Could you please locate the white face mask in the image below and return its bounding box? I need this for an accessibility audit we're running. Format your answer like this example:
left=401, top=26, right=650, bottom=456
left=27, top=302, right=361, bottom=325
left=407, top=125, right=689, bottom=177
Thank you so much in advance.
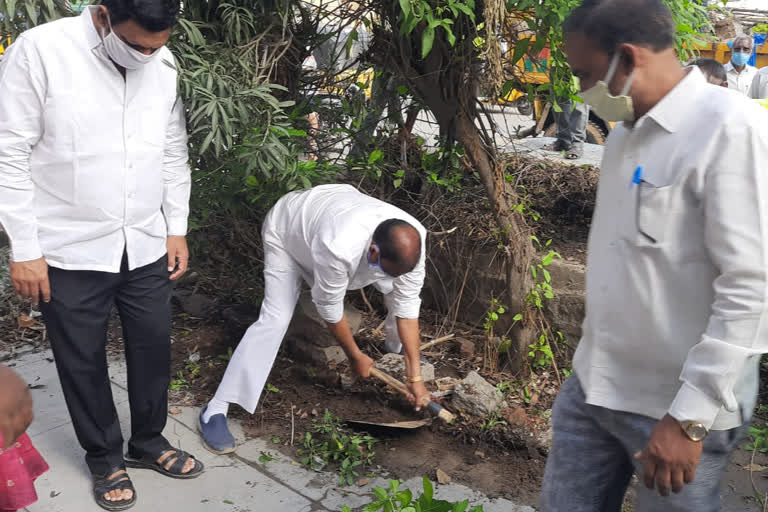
left=580, top=52, right=635, bottom=123
left=100, top=14, right=159, bottom=70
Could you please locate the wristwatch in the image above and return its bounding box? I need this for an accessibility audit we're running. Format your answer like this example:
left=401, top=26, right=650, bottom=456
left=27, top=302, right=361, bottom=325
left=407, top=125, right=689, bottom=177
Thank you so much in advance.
left=679, top=421, right=708, bottom=442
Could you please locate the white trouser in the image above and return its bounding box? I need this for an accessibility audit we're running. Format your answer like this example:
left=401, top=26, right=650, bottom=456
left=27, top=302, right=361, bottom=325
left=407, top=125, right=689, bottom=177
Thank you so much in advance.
left=382, top=291, right=403, bottom=354
left=213, top=242, right=303, bottom=413
left=214, top=248, right=403, bottom=413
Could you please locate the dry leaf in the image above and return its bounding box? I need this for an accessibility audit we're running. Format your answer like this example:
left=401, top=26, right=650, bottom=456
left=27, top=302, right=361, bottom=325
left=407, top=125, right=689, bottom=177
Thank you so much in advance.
left=17, top=315, right=36, bottom=328
left=311, top=409, right=319, bottom=417
left=474, top=450, right=485, bottom=459
left=169, top=407, right=182, bottom=415
left=436, top=468, right=451, bottom=485
left=358, top=478, right=369, bottom=487
left=745, top=463, right=767, bottom=472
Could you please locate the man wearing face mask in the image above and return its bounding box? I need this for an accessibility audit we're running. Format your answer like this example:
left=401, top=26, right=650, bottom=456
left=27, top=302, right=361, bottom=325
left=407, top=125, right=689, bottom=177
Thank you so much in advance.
left=540, top=0, right=768, bottom=510
left=724, top=35, right=756, bottom=96
left=0, top=0, right=200, bottom=509
left=199, top=184, right=430, bottom=455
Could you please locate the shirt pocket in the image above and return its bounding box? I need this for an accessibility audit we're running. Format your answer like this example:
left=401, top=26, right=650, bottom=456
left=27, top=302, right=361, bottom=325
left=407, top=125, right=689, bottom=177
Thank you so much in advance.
left=634, top=182, right=673, bottom=246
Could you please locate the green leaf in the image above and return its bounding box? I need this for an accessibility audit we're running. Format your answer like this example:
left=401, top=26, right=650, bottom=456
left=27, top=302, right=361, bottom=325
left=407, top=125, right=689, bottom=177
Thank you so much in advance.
left=510, top=38, right=530, bottom=66
left=513, top=313, right=523, bottom=322
left=374, top=487, right=388, bottom=501
left=421, top=26, right=435, bottom=59
left=393, top=179, right=403, bottom=188
left=422, top=477, right=434, bottom=501
left=444, top=26, right=456, bottom=47
left=399, top=0, right=410, bottom=16
left=368, top=149, right=384, bottom=164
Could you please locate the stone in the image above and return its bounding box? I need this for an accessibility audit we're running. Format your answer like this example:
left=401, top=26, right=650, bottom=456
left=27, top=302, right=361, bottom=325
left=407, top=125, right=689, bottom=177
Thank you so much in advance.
left=456, top=339, right=475, bottom=359
left=285, top=338, right=347, bottom=367
left=340, top=373, right=356, bottom=390
left=287, top=292, right=363, bottom=348
left=452, top=371, right=504, bottom=418
left=375, top=353, right=435, bottom=383
left=173, top=290, right=217, bottom=318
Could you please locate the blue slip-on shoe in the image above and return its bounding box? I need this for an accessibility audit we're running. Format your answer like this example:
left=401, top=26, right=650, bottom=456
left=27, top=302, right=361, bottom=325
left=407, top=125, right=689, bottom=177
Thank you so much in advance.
left=198, top=406, right=236, bottom=455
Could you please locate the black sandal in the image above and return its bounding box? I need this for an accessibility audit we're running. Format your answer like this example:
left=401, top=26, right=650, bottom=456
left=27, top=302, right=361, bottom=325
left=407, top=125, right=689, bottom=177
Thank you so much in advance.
left=93, top=467, right=136, bottom=511
left=124, top=448, right=204, bottom=479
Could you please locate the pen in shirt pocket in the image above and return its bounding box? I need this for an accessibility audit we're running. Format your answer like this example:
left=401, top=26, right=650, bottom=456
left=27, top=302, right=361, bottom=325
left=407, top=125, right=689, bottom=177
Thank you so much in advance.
left=630, top=166, right=643, bottom=188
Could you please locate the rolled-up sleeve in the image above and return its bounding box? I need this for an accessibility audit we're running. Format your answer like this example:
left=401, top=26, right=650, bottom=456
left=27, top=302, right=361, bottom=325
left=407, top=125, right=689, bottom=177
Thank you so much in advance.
left=668, top=120, right=768, bottom=429
left=0, top=37, right=46, bottom=262
left=162, top=96, right=191, bottom=236
left=389, top=232, right=426, bottom=319
left=311, top=242, right=351, bottom=324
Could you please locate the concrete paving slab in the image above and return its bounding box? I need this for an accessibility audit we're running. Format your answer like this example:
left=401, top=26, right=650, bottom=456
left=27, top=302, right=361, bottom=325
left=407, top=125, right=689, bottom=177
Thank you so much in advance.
left=504, top=136, right=603, bottom=168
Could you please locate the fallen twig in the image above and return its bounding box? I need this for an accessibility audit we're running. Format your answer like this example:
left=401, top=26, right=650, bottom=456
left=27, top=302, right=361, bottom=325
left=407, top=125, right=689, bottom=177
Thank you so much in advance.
left=419, top=333, right=455, bottom=351
left=360, top=288, right=374, bottom=314
left=290, top=403, right=295, bottom=447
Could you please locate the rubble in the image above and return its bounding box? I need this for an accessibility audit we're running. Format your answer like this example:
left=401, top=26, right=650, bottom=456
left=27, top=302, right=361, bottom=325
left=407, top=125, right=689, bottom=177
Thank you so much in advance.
left=376, top=353, right=435, bottom=382
left=452, top=371, right=504, bottom=418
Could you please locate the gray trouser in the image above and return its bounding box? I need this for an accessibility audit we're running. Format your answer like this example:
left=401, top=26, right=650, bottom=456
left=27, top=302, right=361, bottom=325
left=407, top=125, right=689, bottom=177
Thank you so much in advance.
left=540, top=376, right=749, bottom=512
left=554, top=98, right=589, bottom=147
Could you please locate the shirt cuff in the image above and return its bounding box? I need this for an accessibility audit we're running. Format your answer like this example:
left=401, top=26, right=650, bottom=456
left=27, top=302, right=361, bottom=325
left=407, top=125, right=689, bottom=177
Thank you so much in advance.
left=668, top=381, right=723, bottom=430
left=165, top=216, right=188, bottom=237
left=10, top=239, right=43, bottom=263
left=314, top=301, right=344, bottom=325
left=390, top=298, right=421, bottom=320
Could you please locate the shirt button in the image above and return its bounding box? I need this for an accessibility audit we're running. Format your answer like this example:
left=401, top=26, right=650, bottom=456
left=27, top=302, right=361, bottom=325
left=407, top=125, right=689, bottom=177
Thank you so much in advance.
left=128, top=162, right=134, bottom=169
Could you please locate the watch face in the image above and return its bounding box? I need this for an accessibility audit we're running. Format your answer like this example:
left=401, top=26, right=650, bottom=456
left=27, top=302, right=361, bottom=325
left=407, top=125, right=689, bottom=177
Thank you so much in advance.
left=686, top=423, right=707, bottom=441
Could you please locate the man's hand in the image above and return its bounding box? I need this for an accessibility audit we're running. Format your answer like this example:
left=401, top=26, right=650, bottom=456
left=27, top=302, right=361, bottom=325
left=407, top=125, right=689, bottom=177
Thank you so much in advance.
left=635, top=414, right=703, bottom=496
left=167, top=235, right=189, bottom=280
left=0, top=365, right=33, bottom=449
left=406, top=380, right=431, bottom=412
left=10, top=258, right=50, bottom=305
left=350, top=352, right=375, bottom=378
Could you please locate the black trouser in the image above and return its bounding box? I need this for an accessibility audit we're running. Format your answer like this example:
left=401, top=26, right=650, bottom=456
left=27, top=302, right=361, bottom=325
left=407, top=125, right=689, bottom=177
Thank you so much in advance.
left=40, top=254, right=173, bottom=475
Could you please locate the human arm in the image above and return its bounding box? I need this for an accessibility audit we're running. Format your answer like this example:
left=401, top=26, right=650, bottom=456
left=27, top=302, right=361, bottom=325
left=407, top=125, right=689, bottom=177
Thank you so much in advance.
left=163, top=96, right=192, bottom=279
left=0, top=37, right=50, bottom=302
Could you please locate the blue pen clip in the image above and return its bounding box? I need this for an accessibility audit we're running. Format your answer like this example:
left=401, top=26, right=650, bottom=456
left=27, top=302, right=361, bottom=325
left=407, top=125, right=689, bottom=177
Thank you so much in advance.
left=631, top=166, right=643, bottom=188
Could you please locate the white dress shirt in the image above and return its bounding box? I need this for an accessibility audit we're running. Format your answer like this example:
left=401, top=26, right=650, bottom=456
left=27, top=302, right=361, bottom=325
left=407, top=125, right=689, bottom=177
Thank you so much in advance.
left=750, top=66, right=768, bottom=99
left=0, top=8, right=191, bottom=272
left=724, top=62, right=757, bottom=95
left=262, top=184, right=427, bottom=324
left=574, top=67, right=768, bottom=431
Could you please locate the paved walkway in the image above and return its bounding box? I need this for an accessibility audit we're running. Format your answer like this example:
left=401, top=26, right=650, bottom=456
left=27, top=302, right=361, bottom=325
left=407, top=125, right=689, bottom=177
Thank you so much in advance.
left=10, top=348, right=534, bottom=512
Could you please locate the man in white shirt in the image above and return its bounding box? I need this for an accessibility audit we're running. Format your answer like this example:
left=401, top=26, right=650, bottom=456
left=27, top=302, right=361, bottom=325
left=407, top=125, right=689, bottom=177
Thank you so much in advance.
left=750, top=65, right=768, bottom=99
left=540, top=0, right=768, bottom=510
left=0, top=1, right=202, bottom=508
left=199, top=184, right=431, bottom=454
left=724, top=35, right=757, bottom=95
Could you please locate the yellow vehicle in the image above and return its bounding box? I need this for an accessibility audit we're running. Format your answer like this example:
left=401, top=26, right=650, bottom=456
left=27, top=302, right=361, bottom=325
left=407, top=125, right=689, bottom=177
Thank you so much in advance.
left=0, top=35, right=11, bottom=55
left=499, top=37, right=614, bottom=145
left=501, top=37, right=768, bottom=146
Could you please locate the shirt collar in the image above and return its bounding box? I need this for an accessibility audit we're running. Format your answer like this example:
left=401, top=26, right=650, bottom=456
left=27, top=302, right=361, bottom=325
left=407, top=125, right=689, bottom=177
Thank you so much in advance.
left=641, top=66, right=704, bottom=134
left=82, top=6, right=105, bottom=51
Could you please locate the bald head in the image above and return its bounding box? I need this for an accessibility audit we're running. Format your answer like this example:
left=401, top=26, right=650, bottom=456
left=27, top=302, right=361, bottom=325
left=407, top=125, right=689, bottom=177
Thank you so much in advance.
left=371, top=219, right=422, bottom=277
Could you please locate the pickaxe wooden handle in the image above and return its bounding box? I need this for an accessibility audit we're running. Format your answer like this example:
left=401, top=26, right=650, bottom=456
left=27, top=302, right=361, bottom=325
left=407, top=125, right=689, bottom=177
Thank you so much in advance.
left=369, top=367, right=456, bottom=423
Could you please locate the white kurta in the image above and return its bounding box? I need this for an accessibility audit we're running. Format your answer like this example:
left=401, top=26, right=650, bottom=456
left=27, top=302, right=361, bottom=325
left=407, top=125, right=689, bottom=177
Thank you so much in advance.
left=215, top=184, right=427, bottom=413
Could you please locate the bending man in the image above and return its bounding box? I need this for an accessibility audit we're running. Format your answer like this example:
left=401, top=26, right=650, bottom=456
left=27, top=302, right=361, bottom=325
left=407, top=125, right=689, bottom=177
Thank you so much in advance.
left=200, top=184, right=431, bottom=454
